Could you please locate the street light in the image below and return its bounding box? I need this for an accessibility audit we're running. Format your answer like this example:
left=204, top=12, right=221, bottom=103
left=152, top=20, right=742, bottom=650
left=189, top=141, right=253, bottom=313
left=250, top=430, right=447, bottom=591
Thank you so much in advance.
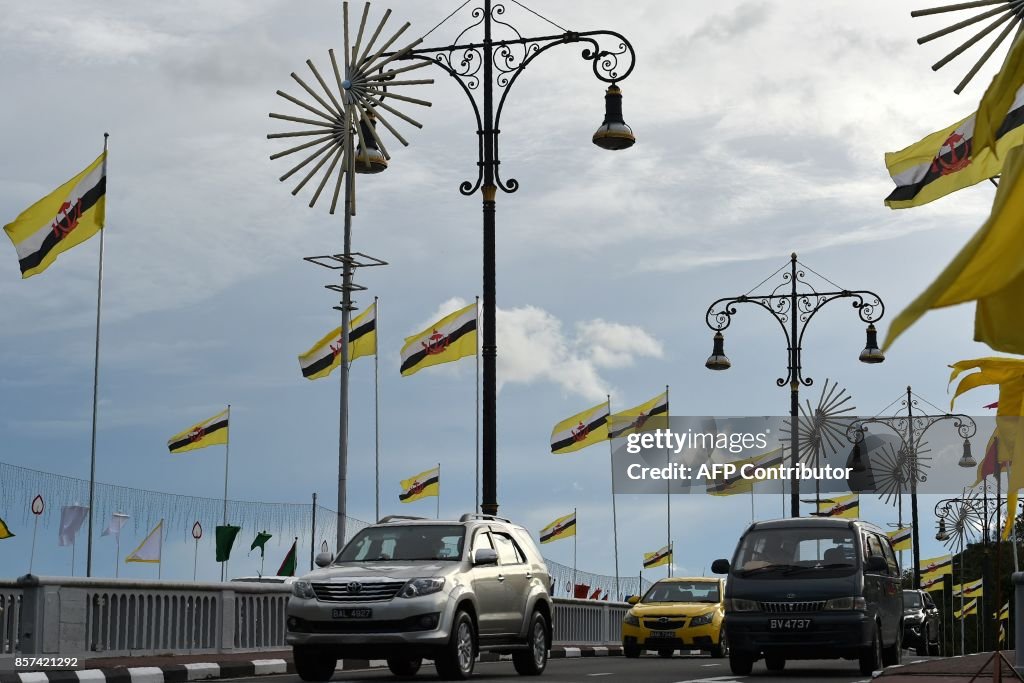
left=847, top=386, right=977, bottom=588
left=389, top=1, right=636, bottom=515
left=704, top=252, right=886, bottom=518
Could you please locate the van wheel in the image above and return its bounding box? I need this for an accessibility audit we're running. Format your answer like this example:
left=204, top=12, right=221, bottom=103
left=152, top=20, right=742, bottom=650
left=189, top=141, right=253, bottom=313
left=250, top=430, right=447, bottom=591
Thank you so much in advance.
left=882, top=624, right=902, bottom=666
left=512, top=610, right=549, bottom=675
left=710, top=626, right=728, bottom=658
left=729, top=651, right=754, bottom=676
left=435, top=610, right=476, bottom=680
left=387, top=656, right=421, bottom=677
left=294, top=646, right=337, bottom=682
left=765, top=654, right=785, bottom=672
left=859, top=623, right=882, bottom=676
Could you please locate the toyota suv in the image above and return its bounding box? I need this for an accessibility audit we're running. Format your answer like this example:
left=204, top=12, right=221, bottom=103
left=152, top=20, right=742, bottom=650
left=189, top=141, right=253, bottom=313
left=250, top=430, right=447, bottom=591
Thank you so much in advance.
left=286, top=514, right=553, bottom=681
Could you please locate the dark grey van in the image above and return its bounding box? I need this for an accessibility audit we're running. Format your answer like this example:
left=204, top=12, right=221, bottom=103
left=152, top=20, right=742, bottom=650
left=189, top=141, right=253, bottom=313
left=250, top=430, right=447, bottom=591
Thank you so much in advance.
left=711, top=518, right=903, bottom=676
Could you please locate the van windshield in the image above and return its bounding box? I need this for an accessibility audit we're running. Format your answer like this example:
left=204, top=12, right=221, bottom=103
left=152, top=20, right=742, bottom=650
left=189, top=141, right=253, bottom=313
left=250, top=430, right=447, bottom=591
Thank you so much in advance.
left=734, top=527, right=858, bottom=578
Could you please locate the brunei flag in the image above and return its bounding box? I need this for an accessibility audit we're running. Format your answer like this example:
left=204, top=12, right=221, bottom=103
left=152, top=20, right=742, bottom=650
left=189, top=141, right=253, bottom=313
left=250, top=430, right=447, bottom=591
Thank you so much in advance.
left=953, top=577, right=984, bottom=599
left=884, top=84, right=1024, bottom=209
left=298, top=302, right=377, bottom=380
left=886, top=526, right=913, bottom=552
left=706, top=449, right=777, bottom=496
left=168, top=409, right=229, bottom=454
left=550, top=401, right=610, bottom=454
left=955, top=597, right=979, bottom=619
left=4, top=152, right=107, bottom=278
left=997, top=601, right=1010, bottom=620
left=815, top=494, right=859, bottom=519
left=921, top=574, right=945, bottom=592
left=608, top=391, right=668, bottom=440
left=539, top=512, right=576, bottom=544
left=643, top=544, right=672, bottom=569
left=400, top=302, right=477, bottom=377
left=920, top=554, right=953, bottom=578
left=399, top=466, right=439, bottom=503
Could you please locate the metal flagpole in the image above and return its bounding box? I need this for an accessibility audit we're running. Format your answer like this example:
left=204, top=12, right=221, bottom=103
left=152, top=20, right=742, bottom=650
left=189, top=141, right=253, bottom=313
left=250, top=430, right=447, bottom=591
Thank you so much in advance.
left=476, top=296, right=481, bottom=513
left=437, top=462, right=441, bottom=520
left=607, top=395, right=621, bottom=601
left=158, top=520, right=163, bottom=580
left=336, top=113, right=356, bottom=554
left=115, top=532, right=120, bottom=578
left=572, top=507, right=577, bottom=593
left=311, top=493, right=317, bottom=571
left=221, top=404, right=231, bottom=581
left=374, top=296, right=381, bottom=522
left=665, top=385, right=671, bottom=578
left=86, top=133, right=109, bottom=578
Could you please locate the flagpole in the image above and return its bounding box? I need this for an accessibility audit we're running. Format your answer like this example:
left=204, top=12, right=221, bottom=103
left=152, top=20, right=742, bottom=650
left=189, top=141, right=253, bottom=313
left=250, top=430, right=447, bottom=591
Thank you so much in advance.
left=30, top=515, right=39, bottom=575
left=115, top=531, right=120, bottom=578
left=336, top=137, right=356, bottom=555
left=158, top=520, right=163, bottom=580
left=572, top=507, right=577, bottom=594
left=607, top=395, right=621, bottom=601
left=85, top=133, right=109, bottom=578
left=374, top=296, right=381, bottom=523
left=437, top=462, right=441, bottom=520
left=664, top=385, right=671, bottom=578
left=311, top=492, right=317, bottom=571
left=193, top=535, right=199, bottom=581
left=475, top=295, right=481, bottom=514
left=222, top=403, right=231, bottom=582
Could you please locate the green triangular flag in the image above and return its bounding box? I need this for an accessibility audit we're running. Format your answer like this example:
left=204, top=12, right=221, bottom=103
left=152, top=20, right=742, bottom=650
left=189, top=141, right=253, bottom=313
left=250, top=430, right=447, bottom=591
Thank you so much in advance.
left=215, top=525, right=241, bottom=562
left=250, top=530, right=272, bottom=557
left=277, top=538, right=298, bottom=576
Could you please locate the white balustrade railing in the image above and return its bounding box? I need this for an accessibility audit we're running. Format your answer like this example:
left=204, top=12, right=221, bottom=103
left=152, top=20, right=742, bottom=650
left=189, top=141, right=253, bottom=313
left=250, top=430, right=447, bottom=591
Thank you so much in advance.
left=0, top=576, right=625, bottom=661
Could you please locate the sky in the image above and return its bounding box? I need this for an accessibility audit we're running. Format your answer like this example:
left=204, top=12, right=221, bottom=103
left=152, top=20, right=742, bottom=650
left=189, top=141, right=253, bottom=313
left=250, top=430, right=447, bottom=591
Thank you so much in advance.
left=0, top=0, right=1015, bottom=584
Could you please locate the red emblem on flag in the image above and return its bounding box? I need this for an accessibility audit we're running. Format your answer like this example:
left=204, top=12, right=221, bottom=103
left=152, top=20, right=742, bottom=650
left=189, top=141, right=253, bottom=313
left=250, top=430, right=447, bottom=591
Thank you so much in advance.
left=422, top=330, right=450, bottom=355
left=408, top=479, right=426, bottom=495
left=188, top=426, right=206, bottom=443
left=931, top=131, right=971, bottom=175
left=632, top=411, right=649, bottom=430
left=330, top=337, right=344, bottom=360
left=51, top=199, right=83, bottom=240
left=572, top=421, right=590, bottom=442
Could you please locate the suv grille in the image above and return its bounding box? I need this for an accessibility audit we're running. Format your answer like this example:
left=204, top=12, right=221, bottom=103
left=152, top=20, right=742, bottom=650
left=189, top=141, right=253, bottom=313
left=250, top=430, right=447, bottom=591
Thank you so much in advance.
left=760, top=601, right=826, bottom=613
left=312, top=580, right=406, bottom=603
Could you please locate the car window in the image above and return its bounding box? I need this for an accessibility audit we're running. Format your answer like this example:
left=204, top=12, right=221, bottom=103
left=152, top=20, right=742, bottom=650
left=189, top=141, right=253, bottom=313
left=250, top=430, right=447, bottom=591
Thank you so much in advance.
left=904, top=591, right=922, bottom=608
left=923, top=593, right=936, bottom=609
left=472, top=529, right=493, bottom=553
left=492, top=532, right=525, bottom=565
left=734, top=527, right=857, bottom=576
left=878, top=534, right=899, bottom=576
left=337, top=524, right=465, bottom=562
left=863, top=533, right=886, bottom=572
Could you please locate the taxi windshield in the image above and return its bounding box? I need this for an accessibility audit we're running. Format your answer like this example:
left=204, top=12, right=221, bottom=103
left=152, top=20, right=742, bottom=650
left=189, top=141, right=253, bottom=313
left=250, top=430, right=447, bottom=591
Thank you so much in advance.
left=642, top=580, right=720, bottom=604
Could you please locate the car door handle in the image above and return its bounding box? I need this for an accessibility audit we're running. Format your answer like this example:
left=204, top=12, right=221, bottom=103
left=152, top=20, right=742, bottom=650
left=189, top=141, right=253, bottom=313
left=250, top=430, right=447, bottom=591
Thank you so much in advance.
left=525, top=571, right=532, bottom=578
left=497, top=574, right=506, bottom=582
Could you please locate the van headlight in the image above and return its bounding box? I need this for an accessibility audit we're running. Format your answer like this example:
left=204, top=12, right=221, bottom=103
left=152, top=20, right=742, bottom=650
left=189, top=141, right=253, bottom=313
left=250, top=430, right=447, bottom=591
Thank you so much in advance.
left=824, top=596, right=867, bottom=611
left=690, top=612, right=715, bottom=626
left=623, top=612, right=640, bottom=626
left=292, top=580, right=316, bottom=600
left=398, top=577, right=445, bottom=598
left=726, top=598, right=759, bottom=612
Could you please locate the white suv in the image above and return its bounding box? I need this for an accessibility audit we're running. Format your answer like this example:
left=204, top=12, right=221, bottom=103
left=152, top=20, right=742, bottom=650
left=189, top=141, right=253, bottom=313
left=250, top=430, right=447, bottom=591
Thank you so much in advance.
left=286, top=514, right=553, bottom=680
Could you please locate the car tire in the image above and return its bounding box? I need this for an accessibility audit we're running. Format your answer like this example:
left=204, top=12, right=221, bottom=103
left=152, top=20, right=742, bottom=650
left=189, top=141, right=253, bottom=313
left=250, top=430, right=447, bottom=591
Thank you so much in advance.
left=859, top=623, right=882, bottom=676
left=657, top=649, right=673, bottom=658
left=387, top=656, right=422, bottom=677
left=623, top=643, right=641, bottom=659
left=435, top=610, right=477, bottom=681
left=710, top=626, right=728, bottom=659
left=729, top=651, right=754, bottom=676
left=882, top=623, right=902, bottom=667
left=764, top=654, right=785, bottom=672
left=513, top=610, right=549, bottom=676
left=294, top=646, right=337, bottom=682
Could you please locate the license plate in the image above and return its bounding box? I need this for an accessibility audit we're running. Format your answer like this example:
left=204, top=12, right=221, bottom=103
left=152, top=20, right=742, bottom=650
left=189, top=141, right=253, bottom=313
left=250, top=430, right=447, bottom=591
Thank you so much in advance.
left=649, top=630, right=675, bottom=638
left=769, top=618, right=811, bottom=630
left=332, top=608, right=372, bottom=619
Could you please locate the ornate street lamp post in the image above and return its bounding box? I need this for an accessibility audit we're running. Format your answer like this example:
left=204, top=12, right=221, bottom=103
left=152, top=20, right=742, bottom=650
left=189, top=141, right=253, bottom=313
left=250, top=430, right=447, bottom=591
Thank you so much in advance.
left=390, top=1, right=636, bottom=515
left=847, top=387, right=977, bottom=588
left=704, top=252, right=886, bottom=519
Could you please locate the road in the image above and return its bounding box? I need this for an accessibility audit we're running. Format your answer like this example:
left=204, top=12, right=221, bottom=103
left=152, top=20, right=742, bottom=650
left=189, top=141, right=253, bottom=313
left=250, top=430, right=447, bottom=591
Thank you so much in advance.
left=229, top=653, right=937, bottom=683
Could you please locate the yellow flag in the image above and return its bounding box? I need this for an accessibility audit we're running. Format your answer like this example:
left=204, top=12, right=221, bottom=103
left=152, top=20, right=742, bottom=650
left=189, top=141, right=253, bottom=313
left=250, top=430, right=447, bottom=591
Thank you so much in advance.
left=298, top=302, right=377, bottom=380
left=550, top=400, right=610, bottom=454
left=973, top=34, right=1024, bottom=158
left=920, top=554, right=953, bottom=578
left=705, top=448, right=784, bottom=496
left=167, top=409, right=229, bottom=454
left=886, top=526, right=912, bottom=552
left=921, top=574, right=945, bottom=592
left=0, top=516, right=13, bottom=540
left=953, top=578, right=983, bottom=598
left=884, top=145, right=1024, bottom=354
left=643, top=545, right=672, bottom=569
left=400, top=302, right=477, bottom=376
left=399, top=466, right=439, bottom=503
left=608, top=391, right=668, bottom=439
left=539, top=512, right=576, bottom=544
left=3, top=152, right=106, bottom=278
left=816, top=494, right=859, bottom=519
left=955, top=597, right=978, bottom=618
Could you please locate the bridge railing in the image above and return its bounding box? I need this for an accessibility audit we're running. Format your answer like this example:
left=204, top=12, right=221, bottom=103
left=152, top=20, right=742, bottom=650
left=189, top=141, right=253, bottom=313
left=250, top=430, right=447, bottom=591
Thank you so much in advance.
left=0, top=576, right=625, bottom=661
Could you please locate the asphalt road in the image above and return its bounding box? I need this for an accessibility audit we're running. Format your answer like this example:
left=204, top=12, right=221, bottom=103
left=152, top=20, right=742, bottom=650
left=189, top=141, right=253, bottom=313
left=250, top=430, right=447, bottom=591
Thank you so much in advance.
left=228, top=653, right=938, bottom=683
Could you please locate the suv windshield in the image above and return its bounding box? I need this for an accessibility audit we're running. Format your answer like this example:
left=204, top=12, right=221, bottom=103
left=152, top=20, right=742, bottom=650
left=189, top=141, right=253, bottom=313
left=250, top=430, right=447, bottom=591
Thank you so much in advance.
left=337, top=524, right=466, bottom=562
left=643, top=580, right=720, bottom=603
left=904, top=591, right=922, bottom=608
left=734, top=527, right=858, bottom=577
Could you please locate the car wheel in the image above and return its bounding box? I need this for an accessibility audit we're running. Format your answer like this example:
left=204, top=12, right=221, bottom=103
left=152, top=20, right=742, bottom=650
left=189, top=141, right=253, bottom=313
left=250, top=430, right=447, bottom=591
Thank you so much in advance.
left=623, top=643, right=641, bottom=658
left=882, top=623, right=902, bottom=667
left=859, top=623, right=882, bottom=676
left=729, top=650, right=754, bottom=676
left=387, top=656, right=422, bottom=677
left=294, top=646, right=337, bottom=682
left=513, top=610, right=549, bottom=676
left=657, top=649, right=674, bottom=658
left=435, top=610, right=476, bottom=680
left=710, top=626, right=728, bottom=658
left=764, top=654, right=785, bottom=672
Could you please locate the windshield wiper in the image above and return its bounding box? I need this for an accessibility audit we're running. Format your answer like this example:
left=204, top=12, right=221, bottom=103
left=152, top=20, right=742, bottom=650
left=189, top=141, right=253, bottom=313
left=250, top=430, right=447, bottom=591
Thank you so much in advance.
left=738, top=564, right=800, bottom=576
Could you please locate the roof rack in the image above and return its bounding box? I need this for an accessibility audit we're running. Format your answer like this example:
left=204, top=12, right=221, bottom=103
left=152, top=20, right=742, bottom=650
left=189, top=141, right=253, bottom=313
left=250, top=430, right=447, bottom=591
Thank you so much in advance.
left=377, top=515, right=428, bottom=523
left=459, top=513, right=513, bottom=524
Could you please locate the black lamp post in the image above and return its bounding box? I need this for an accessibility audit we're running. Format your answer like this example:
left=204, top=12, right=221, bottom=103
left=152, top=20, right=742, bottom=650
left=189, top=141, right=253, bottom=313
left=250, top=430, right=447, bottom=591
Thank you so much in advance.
left=704, top=252, right=886, bottom=518
left=847, top=387, right=977, bottom=589
left=391, top=2, right=636, bottom=515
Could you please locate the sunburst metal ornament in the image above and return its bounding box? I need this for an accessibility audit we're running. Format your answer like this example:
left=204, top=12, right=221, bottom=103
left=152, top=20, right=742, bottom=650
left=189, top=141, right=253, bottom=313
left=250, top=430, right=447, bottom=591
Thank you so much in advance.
left=873, top=440, right=933, bottom=507
left=267, top=1, right=433, bottom=212
left=935, top=488, right=987, bottom=552
left=911, top=0, right=1024, bottom=93
left=790, top=379, right=856, bottom=467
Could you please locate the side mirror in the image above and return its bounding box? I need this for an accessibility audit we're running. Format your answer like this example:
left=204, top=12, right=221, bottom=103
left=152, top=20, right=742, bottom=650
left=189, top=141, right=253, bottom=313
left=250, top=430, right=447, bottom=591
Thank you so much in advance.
left=627, top=595, right=640, bottom=605
left=711, top=559, right=730, bottom=575
left=472, top=548, right=499, bottom=566
left=864, top=555, right=887, bottom=573
left=314, top=552, right=333, bottom=568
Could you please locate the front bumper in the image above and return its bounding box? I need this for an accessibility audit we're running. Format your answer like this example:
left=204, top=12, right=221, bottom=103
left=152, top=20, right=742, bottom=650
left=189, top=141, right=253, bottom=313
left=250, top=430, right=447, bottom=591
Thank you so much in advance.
left=621, top=620, right=720, bottom=650
left=725, top=612, right=873, bottom=659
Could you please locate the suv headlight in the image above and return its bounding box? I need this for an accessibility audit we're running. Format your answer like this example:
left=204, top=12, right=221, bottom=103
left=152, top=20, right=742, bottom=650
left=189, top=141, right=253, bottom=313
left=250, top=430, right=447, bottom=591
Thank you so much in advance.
left=824, top=596, right=867, bottom=611
left=292, top=580, right=316, bottom=600
left=623, top=612, right=640, bottom=626
left=726, top=598, right=759, bottom=612
left=398, top=577, right=445, bottom=598
left=690, top=612, right=715, bottom=626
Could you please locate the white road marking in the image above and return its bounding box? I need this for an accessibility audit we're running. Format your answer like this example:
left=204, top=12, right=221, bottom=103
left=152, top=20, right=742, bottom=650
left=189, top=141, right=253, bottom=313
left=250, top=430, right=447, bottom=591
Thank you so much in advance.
left=701, top=662, right=722, bottom=667
left=586, top=673, right=614, bottom=677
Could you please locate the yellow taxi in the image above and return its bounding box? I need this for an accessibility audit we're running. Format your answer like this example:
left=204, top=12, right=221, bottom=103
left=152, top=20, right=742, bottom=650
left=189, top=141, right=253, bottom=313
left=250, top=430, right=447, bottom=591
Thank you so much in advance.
left=622, top=577, right=727, bottom=658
